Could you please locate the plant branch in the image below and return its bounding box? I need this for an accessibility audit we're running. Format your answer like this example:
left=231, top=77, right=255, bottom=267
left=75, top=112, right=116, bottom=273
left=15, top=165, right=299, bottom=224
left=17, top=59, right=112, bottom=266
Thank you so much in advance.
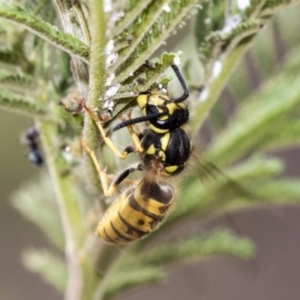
left=82, top=0, right=106, bottom=201
left=39, top=120, right=86, bottom=300
left=0, top=90, right=47, bottom=117
left=113, top=0, right=200, bottom=84
left=0, top=1, right=89, bottom=63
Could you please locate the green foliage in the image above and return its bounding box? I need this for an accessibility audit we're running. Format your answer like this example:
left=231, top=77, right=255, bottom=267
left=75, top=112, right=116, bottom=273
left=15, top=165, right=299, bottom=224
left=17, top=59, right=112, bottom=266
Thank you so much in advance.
left=1, top=0, right=300, bottom=299
left=207, top=48, right=300, bottom=166
left=112, top=0, right=201, bottom=83
left=22, top=248, right=67, bottom=292
left=0, top=2, right=89, bottom=62
left=11, top=172, right=65, bottom=250
left=102, top=229, right=255, bottom=299
left=0, top=89, right=46, bottom=116
left=0, top=71, right=34, bottom=90
left=131, top=229, right=255, bottom=266
left=103, top=266, right=165, bottom=300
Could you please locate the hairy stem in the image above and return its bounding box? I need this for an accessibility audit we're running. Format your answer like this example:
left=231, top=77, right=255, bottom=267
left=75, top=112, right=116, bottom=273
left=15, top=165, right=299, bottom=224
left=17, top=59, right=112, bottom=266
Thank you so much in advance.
left=39, top=120, right=86, bottom=300
left=82, top=0, right=106, bottom=202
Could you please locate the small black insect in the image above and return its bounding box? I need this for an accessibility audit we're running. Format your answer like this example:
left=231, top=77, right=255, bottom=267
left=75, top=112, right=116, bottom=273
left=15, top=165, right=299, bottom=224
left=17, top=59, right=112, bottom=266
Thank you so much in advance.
left=25, top=127, right=44, bottom=166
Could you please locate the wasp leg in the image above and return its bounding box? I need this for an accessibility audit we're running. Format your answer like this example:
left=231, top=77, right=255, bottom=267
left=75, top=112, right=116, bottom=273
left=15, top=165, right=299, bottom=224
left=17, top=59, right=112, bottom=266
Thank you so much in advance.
left=83, top=102, right=144, bottom=156
left=82, top=102, right=130, bottom=159
left=82, top=136, right=143, bottom=197
left=107, top=174, right=138, bottom=185
left=171, top=64, right=189, bottom=103
left=81, top=136, right=110, bottom=196
left=126, top=124, right=144, bottom=153
left=106, top=163, right=143, bottom=196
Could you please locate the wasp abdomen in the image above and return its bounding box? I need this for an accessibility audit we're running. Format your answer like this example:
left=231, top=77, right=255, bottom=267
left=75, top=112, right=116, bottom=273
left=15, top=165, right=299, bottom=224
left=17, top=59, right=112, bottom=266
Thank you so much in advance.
left=97, top=180, right=174, bottom=244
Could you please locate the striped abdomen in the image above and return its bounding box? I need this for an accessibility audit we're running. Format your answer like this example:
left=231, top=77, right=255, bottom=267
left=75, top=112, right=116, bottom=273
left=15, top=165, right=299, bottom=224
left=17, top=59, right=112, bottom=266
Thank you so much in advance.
left=96, top=178, right=175, bottom=244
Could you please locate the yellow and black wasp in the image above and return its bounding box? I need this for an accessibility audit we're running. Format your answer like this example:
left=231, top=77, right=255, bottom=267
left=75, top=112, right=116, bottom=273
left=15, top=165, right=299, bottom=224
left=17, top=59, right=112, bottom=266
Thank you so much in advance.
left=82, top=64, right=191, bottom=244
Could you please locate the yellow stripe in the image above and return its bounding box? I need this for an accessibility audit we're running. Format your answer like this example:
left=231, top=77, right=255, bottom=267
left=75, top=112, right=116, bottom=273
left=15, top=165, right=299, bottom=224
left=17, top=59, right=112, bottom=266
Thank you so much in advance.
left=147, top=93, right=165, bottom=106
left=96, top=193, right=133, bottom=243
left=96, top=180, right=175, bottom=244
left=160, top=132, right=170, bottom=152
left=97, top=188, right=156, bottom=242
left=146, top=144, right=156, bottom=155
left=149, top=124, right=168, bottom=134
left=165, top=165, right=178, bottom=174
left=133, top=180, right=174, bottom=216
left=166, top=103, right=177, bottom=114
left=137, top=94, right=148, bottom=109
left=118, top=197, right=155, bottom=232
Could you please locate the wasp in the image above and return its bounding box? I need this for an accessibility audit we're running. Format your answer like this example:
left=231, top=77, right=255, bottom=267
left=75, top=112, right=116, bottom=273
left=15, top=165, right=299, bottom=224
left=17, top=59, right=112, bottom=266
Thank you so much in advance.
left=82, top=64, right=191, bottom=244
left=24, top=127, right=44, bottom=166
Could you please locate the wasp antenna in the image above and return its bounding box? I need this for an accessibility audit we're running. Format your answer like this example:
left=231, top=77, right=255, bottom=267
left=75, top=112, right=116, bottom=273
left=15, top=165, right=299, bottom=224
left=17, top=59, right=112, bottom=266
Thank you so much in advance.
left=171, top=64, right=189, bottom=103
left=113, top=112, right=166, bottom=131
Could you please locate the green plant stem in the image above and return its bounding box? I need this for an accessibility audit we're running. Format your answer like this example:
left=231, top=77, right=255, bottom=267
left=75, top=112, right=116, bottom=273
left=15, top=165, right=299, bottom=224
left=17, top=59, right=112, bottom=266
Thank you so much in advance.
left=81, top=1, right=120, bottom=294
left=92, top=246, right=127, bottom=300
left=82, top=0, right=106, bottom=202
left=39, top=120, right=99, bottom=300
left=40, top=120, right=85, bottom=300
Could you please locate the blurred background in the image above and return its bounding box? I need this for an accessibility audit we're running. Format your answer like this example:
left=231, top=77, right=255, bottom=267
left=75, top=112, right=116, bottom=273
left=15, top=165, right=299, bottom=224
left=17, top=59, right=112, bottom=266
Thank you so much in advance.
left=2, top=3, right=300, bottom=300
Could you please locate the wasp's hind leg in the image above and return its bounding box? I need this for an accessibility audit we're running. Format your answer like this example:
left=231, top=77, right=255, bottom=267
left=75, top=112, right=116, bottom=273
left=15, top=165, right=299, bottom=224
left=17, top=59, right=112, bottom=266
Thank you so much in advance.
left=81, top=136, right=111, bottom=196
left=106, top=163, right=143, bottom=196
left=81, top=136, right=143, bottom=197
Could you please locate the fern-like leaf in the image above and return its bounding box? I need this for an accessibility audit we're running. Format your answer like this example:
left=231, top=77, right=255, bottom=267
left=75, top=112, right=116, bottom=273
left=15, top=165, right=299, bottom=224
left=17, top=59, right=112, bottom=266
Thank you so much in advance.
left=0, top=1, right=89, bottom=62
left=0, top=89, right=46, bottom=116
left=11, top=172, right=65, bottom=250
left=111, top=0, right=201, bottom=84
left=22, top=248, right=67, bottom=292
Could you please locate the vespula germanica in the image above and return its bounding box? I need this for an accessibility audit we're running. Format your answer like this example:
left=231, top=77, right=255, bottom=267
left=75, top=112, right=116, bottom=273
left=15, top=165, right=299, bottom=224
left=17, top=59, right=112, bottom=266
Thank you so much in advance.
left=82, top=64, right=191, bottom=244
